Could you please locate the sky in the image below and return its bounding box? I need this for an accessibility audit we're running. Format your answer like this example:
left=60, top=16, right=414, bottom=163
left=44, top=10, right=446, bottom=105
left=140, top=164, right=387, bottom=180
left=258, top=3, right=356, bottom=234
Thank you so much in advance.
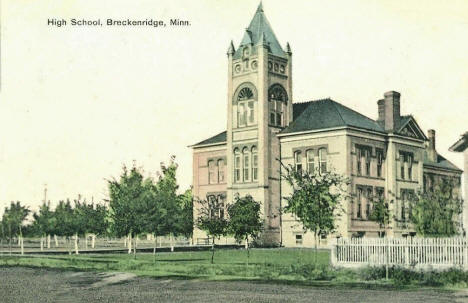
left=0, top=0, right=467, bottom=215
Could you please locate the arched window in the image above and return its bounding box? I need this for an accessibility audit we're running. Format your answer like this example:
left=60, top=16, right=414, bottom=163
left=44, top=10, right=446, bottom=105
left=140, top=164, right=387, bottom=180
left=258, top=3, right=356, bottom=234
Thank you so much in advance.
left=268, top=84, right=288, bottom=127
left=234, top=149, right=241, bottom=183
left=208, top=160, right=216, bottom=184
left=318, top=148, right=327, bottom=173
left=243, top=147, right=250, bottom=182
left=294, top=151, right=302, bottom=172
left=237, top=87, right=254, bottom=101
left=217, top=159, right=225, bottom=183
left=252, top=146, right=258, bottom=181
left=234, top=83, right=257, bottom=128
left=306, top=150, right=315, bottom=173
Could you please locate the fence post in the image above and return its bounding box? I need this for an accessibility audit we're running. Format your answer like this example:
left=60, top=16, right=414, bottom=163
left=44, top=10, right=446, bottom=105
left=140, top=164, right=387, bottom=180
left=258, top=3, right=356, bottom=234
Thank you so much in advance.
left=330, top=237, right=338, bottom=267
left=462, top=237, right=468, bottom=270
left=405, top=237, right=409, bottom=266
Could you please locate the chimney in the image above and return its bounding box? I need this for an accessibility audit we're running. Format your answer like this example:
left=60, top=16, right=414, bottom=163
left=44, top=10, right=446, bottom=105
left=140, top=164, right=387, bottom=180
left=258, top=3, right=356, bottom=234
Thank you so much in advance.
left=377, top=91, right=401, bottom=131
left=427, top=129, right=437, bottom=162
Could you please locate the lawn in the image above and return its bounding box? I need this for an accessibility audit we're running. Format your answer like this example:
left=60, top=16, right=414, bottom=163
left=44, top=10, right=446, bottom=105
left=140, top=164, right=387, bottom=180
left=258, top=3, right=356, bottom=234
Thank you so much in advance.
left=0, top=248, right=332, bottom=281
left=1, top=248, right=467, bottom=289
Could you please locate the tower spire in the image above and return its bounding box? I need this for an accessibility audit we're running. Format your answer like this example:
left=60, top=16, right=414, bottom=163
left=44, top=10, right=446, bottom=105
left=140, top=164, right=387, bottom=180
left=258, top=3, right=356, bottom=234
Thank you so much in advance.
left=227, top=40, right=235, bottom=55
left=256, top=2, right=264, bottom=13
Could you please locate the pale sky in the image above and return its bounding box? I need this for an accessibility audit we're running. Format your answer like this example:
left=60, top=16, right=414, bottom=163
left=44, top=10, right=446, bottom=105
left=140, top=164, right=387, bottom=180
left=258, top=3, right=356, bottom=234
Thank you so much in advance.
left=1, top=0, right=467, bottom=215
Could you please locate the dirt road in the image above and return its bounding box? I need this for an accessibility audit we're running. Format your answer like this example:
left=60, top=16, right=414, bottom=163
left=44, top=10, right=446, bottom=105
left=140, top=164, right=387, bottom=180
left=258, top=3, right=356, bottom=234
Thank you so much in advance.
left=0, top=267, right=466, bottom=303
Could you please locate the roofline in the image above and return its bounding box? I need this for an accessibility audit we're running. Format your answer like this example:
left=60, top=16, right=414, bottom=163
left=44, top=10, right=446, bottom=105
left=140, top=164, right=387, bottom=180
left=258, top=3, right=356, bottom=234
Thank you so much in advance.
left=449, top=135, right=468, bottom=152
left=189, top=141, right=227, bottom=149
left=387, top=133, right=425, bottom=144
left=423, top=163, right=463, bottom=173
left=278, top=125, right=388, bottom=138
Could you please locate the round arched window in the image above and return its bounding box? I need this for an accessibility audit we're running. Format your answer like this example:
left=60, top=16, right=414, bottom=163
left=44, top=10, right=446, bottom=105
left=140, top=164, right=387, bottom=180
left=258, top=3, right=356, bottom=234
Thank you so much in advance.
left=268, top=84, right=288, bottom=127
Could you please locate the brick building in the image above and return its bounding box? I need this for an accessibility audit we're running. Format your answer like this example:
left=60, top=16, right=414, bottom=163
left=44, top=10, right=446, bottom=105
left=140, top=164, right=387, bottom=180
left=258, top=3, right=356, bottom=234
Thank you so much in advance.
left=190, top=4, right=462, bottom=247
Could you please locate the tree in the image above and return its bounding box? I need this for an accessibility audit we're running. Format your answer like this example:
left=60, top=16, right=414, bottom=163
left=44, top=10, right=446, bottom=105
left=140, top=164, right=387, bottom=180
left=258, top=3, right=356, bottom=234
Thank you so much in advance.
left=281, top=163, right=348, bottom=262
left=2, top=202, right=30, bottom=255
left=368, top=193, right=392, bottom=280
left=108, top=164, right=152, bottom=259
left=54, top=200, right=75, bottom=254
left=32, top=201, right=56, bottom=250
left=410, top=180, right=463, bottom=237
left=155, top=157, right=184, bottom=250
left=87, top=203, right=108, bottom=248
left=178, top=188, right=194, bottom=240
left=368, top=195, right=391, bottom=238
left=196, top=194, right=229, bottom=264
left=227, top=194, right=262, bottom=264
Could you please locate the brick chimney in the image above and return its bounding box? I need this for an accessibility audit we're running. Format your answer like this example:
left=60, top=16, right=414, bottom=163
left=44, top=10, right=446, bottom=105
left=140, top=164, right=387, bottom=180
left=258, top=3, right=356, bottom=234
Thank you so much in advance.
left=427, top=129, right=437, bottom=162
left=377, top=91, right=401, bottom=132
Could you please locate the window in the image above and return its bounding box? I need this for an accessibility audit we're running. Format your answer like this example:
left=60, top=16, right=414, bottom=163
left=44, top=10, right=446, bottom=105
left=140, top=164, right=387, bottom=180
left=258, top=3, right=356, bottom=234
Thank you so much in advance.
left=366, top=188, right=372, bottom=219
left=217, top=159, right=225, bottom=183
left=306, top=149, right=315, bottom=173
left=407, top=154, right=413, bottom=180
left=252, top=147, right=258, bottom=182
left=238, top=103, right=247, bottom=126
left=400, top=152, right=406, bottom=179
left=237, top=87, right=253, bottom=101
left=268, top=84, right=288, bottom=127
left=376, top=149, right=384, bottom=177
left=235, top=85, right=256, bottom=128
left=243, top=148, right=250, bottom=182
left=234, top=149, right=241, bottom=183
left=376, top=187, right=384, bottom=201
left=356, top=145, right=372, bottom=176
left=248, top=101, right=255, bottom=124
left=208, top=160, right=216, bottom=184
left=365, top=149, right=371, bottom=176
left=357, top=188, right=363, bottom=219
left=295, top=234, right=303, bottom=245
left=319, top=148, right=327, bottom=173
left=357, top=148, right=362, bottom=175
left=294, top=151, right=302, bottom=172
left=207, top=194, right=225, bottom=219
left=400, top=189, right=415, bottom=221
left=399, top=152, right=414, bottom=180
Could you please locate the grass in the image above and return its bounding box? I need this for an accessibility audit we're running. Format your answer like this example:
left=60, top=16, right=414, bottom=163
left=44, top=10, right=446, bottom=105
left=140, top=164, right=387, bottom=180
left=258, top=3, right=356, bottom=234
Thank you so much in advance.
left=0, top=248, right=467, bottom=289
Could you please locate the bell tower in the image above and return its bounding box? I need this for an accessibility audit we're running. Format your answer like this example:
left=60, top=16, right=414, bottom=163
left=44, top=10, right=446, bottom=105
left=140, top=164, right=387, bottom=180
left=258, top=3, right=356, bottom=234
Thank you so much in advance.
left=226, top=3, right=292, bottom=245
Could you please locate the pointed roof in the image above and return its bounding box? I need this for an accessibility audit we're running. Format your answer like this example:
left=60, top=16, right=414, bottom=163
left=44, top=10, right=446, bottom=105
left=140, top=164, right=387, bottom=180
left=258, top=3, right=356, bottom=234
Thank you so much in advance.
left=281, top=99, right=386, bottom=135
left=234, top=3, right=287, bottom=59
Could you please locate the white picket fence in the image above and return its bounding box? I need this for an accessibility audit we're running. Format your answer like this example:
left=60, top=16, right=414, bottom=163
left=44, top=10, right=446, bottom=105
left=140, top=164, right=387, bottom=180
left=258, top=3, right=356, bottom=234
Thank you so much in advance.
left=330, top=237, right=468, bottom=270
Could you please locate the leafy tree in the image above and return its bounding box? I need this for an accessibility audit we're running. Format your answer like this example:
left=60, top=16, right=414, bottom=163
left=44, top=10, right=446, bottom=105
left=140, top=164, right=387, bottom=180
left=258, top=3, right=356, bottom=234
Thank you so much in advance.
left=54, top=200, right=76, bottom=253
left=368, top=195, right=391, bottom=238
left=2, top=202, right=30, bottom=255
left=227, top=194, right=263, bottom=264
left=368, top=193, right=392, bottom=280
left=32, top=201, right=56, bottom=250
left=155, top=157, right=182, bottom=246
left=178, top=188, right=194, bottom=239
left=108, top=164, right=152, bottom=258
left=410, top=180, right=463, bottom=237
left=196, top=194, right=229, bottom=264
left=281, top=163, right=348, bottom=262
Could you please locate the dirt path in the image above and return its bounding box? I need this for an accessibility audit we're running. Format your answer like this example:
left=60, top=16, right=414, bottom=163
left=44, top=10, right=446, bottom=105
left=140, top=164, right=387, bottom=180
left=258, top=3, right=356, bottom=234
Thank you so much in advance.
left=0, top=267, right=465, bottom=303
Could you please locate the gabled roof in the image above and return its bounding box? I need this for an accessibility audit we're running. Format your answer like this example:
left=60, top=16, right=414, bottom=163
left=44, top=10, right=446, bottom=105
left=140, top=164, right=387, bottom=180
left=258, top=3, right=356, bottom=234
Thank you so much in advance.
left=423, top=151, right=462, bottom=172
left=449, top=132, right=468, bottom=152
left=281, top=98, right=386, bottom=135
left=234, top=3, right=287, bottom=59
left=395, top=115, right=427, bottom=140
left=191, top=131, right=226, bottom=148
